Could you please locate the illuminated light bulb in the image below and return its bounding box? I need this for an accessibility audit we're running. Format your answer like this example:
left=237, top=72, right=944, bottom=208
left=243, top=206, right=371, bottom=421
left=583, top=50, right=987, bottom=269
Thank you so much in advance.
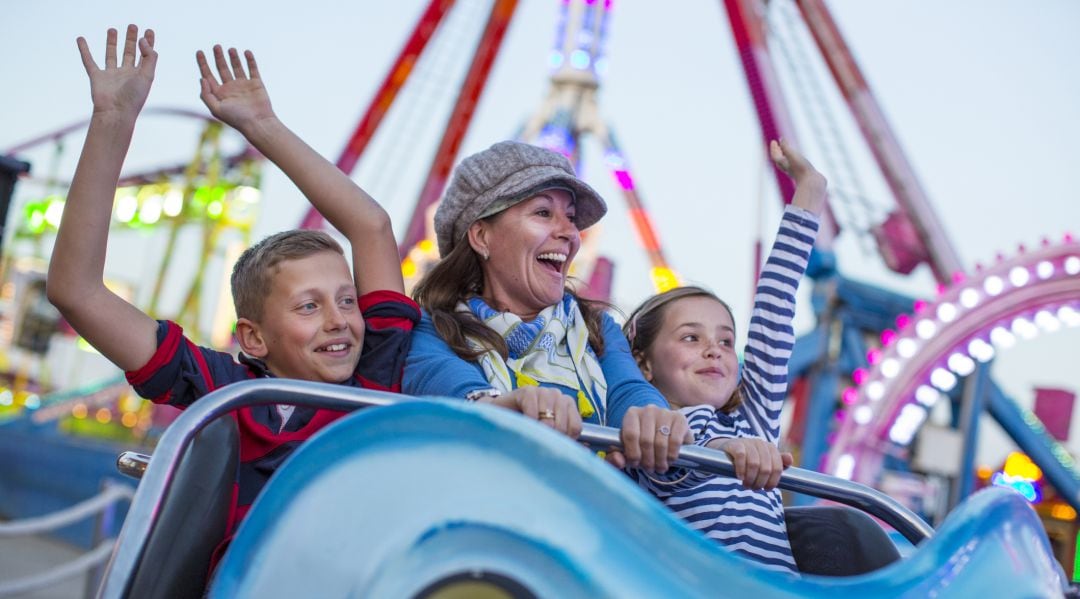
left=895, top=314, right=910, bottom=329
left=990, top=326, right=1016, bottom=349
left=139, top=196, right=163, bottom=225
left=207, top=200, right=224, bottom=219
left=866, top=381, right=885, bottom=401
left=866, top=348, right=882, bottom=365
left=880, top=329, right=897, bottom=346
left=952, top=271, right=966, bottom=284
left=1059, top=306, right=1080, bottom=327
left=937, top=302, right=957, bottom=323
left=115, top=195, right=138, bottom=223
left=896, top=338, right=918, bottom=358
left=72, top=403, right=88, bottom=419
left=959, top=288, right=980, bottom=309
left=1034, top=310, right=1060, bottom=332
left=0, top=390, right=12, bottom=406
left=835, top=454, right=855, bottom=480
left=1009, top=266, right=1030, bottom=287
left=44, top=200, right=65, bottom=228
left=930, top=368, right=957, bottom=391
left=854, top=405, right=873, bottom=425
left=948, top=352, right=976, bottom=376
left=163, top=189, right=184, bottom=217
left=1011, top=317, right=1038, bottom=340
left=570, top=49, right=591, bottom=69
left=842, top=387, right=858, bottom=405
left=880, top=358, right=900, bottom=379
left=121, top=412, right=139, bottom=428
left=235, top=185, right=261, bottom=204
left=968, top=338, right=995, bottom=362
left=915, top=319, right=937, bottom=340
left=548, top=51, right=564, bottom=70
left=851, top=368, right=868, bottom=385
left=889, top=404, right=927, bottom=445
left=95, top=408, right=112, bottom=424
left=915, top=385, right=940, bottom=407
left=1036, top=261, right=1054, bottom=280
left=418, top=239, right=436, bottom=254
left=1065, top=256, right=1080, bottom=276
left=24, top=394, right=41, bottom=409
left=913, top=299, right=928, bottom=314
left=401, top=257, right=417, bottom=279
left=983, top=275, right=1004, bottom=296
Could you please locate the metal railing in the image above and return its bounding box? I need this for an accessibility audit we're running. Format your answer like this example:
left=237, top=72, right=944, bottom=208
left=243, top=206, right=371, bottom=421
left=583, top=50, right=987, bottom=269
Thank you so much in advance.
left=101, top=379, right=934, bottom=598
left=0, top=482, right=134, bottom=598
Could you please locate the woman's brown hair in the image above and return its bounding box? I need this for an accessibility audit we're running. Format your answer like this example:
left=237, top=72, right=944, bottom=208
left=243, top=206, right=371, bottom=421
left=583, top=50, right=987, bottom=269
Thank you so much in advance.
left=412, top=236, right=608, bottom=361
left=623, top=286, right=744, bottom=413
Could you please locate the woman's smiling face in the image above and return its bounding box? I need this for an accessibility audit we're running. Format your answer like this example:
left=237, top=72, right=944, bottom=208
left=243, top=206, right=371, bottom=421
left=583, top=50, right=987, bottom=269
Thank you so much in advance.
left=469, top=189, right=580, bottom=319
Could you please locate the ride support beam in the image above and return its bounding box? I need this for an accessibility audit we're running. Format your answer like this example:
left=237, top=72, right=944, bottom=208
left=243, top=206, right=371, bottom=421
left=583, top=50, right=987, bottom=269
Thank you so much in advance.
left=399, top=0, right=520, bottom=256
left=794, top=0, right=963, bottom=282
left=720, top=0, right=837, bottom=248
left=301, top=0, right=457, bottom=230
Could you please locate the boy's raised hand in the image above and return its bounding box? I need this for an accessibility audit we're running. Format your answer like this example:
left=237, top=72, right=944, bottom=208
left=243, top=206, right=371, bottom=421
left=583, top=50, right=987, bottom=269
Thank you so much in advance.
left=770, top=139, right=827, bottom=214
left=77, top=25, right=157, bottom=117
left=197, top=46, right=275, bottom=134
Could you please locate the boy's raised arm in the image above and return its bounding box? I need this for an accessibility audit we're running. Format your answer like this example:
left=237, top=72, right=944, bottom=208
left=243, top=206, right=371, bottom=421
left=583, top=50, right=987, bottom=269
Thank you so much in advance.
left=46, top=25, right=161, bottom=372
left=196, top=46, right=404, bottom=296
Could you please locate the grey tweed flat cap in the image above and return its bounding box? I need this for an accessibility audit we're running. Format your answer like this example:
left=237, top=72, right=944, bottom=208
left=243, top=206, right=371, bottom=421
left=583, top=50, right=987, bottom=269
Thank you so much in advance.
left=434, top=140, right=607, bottom=256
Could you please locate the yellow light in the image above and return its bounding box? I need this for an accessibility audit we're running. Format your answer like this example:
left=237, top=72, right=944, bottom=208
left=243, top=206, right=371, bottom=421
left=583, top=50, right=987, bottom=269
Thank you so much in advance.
left=72, top=404, right=88, bottom=419
left=1051, top=504, right=1077, bottom=520
left=234, top=185, right=261, bottom=204
left=115, top=194, right=138, bottom=223
left=649, top=266, right=680, bottom=293
left=121, top=412, right=138, bottom=428
left=976, top=465, right=993, bottom=480
left=401, top=257, right=417, bottom=278
left=418, top=239, right=435, bottom=254
left=139, top=195, right=163, bottom=224
left=1004, top=452, right=1043, bottom=481
left=95, top=408, right=112, bottom=424
left=76, top=337, right=102, bottom=354
left=207, top=199, right=224, bottom=218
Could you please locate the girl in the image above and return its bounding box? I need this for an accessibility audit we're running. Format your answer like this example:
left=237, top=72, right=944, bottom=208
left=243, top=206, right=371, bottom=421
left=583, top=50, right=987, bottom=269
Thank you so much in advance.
left=623, top=139, right=825, bottom=573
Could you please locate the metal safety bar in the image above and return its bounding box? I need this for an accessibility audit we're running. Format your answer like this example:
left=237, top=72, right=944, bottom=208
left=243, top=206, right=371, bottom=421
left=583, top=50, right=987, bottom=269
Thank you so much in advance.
left=101, top=379, right=933, bottom=598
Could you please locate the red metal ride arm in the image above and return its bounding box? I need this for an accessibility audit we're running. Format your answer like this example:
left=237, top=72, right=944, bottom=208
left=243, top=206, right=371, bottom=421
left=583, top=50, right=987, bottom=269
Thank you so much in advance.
left=722, top=0, right=837, bottom=248
left=300, top=0, right=457, bottom=230
left=399, top=0, right=520, bottom=256
left=795, top=0, right=963, bottom=282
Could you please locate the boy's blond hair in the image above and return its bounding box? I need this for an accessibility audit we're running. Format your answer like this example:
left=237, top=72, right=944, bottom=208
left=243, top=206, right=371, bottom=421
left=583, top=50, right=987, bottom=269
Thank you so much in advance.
left=230, top=230, right=345, bottom=322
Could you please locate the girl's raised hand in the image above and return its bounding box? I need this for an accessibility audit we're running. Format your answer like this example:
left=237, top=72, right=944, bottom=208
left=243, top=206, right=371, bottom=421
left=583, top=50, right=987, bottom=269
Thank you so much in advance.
left=770, top=139, right=827, bottom=214
left=77, top=25, right=157, bottom=118
left=197, top=45, right=275, bottom=134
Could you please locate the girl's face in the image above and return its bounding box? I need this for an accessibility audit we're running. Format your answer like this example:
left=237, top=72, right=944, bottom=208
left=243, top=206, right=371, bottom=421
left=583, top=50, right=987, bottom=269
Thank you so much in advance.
left=469, top=190, right=580, bottom=320
left=639, top=295, right=739, bottom=410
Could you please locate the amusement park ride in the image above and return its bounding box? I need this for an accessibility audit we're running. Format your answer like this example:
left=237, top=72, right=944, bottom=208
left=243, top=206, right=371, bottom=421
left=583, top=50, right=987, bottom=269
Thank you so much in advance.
left=1, top=0, right=1079, bottom=596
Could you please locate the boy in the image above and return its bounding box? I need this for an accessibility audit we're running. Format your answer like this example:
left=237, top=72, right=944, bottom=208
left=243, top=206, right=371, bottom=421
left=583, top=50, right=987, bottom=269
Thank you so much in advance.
left=47, top=25, right=418, bottom=556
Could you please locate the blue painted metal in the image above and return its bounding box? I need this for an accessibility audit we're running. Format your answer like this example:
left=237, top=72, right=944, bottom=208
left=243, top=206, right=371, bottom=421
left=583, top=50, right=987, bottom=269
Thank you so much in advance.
left=212, top=400, right=1066, bottom=598
left=955, top=364, right=990, bottom=505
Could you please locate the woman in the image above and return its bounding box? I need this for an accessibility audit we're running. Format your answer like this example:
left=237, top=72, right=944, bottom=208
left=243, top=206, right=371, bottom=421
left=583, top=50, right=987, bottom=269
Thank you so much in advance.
left=404, top=140, right=688, bottom=472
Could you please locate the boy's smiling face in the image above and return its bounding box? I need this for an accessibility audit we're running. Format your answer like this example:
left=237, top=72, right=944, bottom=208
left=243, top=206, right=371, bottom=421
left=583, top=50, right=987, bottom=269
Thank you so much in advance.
left=240, top=250, right=365, bottom=383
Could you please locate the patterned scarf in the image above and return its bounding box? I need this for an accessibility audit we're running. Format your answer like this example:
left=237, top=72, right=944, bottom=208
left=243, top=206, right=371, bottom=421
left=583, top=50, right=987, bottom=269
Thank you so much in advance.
left=461, top=293, right=607, bottom=423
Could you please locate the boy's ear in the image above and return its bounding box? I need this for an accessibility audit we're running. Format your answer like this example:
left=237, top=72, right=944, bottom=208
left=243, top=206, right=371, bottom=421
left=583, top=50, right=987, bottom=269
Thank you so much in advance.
left=235, top=317, right=268, bottom=358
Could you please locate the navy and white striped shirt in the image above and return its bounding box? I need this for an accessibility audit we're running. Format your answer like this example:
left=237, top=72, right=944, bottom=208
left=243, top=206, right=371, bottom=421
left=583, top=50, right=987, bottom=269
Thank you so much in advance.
left=632, top=206, right=819, bottom=573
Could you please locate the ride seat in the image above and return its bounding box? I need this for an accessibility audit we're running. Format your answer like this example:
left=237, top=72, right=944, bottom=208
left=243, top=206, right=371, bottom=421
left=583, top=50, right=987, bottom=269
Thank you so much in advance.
left=120, top=414, right=238, bottom=599
left=785, top=505, right=902, bottom=576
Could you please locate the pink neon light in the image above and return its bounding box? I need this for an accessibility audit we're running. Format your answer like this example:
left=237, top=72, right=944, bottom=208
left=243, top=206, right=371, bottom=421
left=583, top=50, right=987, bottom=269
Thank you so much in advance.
left=1065, top=232, right=1074, bottom=243
left=604, top=0, right=614, bottom=9
left=842, top=387, right=859, bottom=405
left=913, top=299, right=927, bottom=314
left=952, top=271, right=966, bottom=284
left=895, top=314, right=911, bottom=329
left=852, top=368, right=868, bottom=385
left=880, top=329, right=897, bottom=346
left=935, top=284, right=946, bottom=297
left=613, top=169, right=635, bottom=190
left=866, top=348, right=882, bottom=365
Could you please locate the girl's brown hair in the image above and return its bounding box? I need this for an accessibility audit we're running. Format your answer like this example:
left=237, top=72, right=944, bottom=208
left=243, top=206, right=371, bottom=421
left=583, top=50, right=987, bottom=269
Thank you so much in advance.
left=412, top=235, right=608, bottom=361
left=623, top=286, right=744, bottom=413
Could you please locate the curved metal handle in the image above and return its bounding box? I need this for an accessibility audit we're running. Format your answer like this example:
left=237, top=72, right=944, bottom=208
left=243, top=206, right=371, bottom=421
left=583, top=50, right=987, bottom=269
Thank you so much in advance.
left=116, top=453, right=150, bottom=480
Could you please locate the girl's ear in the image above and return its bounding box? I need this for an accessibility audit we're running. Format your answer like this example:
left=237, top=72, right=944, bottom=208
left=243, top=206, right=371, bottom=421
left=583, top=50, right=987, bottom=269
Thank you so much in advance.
left=634, top=350, right=654, bottom=382
left=235, top=317, right=268, bottom=358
